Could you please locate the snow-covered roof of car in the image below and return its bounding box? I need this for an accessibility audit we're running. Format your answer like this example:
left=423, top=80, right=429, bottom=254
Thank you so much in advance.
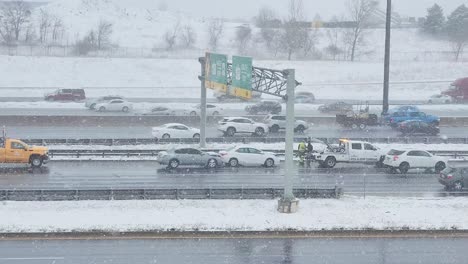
left=161, top=123, right=187, bottom=127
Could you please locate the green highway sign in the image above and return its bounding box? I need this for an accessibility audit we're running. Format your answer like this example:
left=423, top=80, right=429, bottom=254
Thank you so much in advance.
left=231, top=56, right=253, bottom=99
left=205, top=52, right=228, bottom=93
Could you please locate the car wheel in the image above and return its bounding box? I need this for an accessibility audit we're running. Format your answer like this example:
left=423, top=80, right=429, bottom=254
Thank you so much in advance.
left=206, top=158, right=217, bottom=169
left=428, top=100, right=433, bottom=104
left=296, top=125, right=306, bottom=134
left=399, top=162, right=410, bottom=174
left=254, top=127, right=265, bottom=137
left=212, top=111, right=219, bottom=116
left=270, top=125, right=280, bottom=133
left=229, top=158, right=239, bottom=167
left=190, top=111, right=198, bottom=116
left=324, top=157, right=337, bottom=168
left=359, top=123, right=367, bottom=130
left=162, top=134, right=171, bottom=139
left=435, top=162, right=446, bottom=173
left=226, top=127, right=236, bottom=137
left=90, top=103, right=96, bottom=109
left=453, top=181, right=464, bottom=191
left=99, top=106, right=106, bottom=112
left=351, top=124, right=358, bottom=130
left=193, top=133, right=200, bottom=139
left=168, top=159, right=179, bottom=169
left=122, top=106, right=129, bottom=112
left=264, top=158, right=275, bottom=168
left=30, top=156, right=43, bottom=168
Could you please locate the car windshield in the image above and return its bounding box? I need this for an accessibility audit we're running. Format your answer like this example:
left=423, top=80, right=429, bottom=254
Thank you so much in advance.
left=441, top=167, right=457, bottom=174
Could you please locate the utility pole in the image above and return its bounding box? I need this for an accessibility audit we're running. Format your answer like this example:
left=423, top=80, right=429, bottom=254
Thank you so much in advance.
left=198, top=57, right=207, bottom=148
left=277, top=69, right=299, bottom=214
left=382, top=0, right=392, bottom=115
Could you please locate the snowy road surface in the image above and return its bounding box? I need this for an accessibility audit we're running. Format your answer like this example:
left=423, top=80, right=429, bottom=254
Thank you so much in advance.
left=0, top=236, right=466, bottom=264
left=0, top=161, right=455, bottom=197
left=5, top=125, right=468, bottom=139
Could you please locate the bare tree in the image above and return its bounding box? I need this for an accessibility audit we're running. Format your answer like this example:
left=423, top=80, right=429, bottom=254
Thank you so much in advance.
left=346, top=0, right=377, bottom=61
left=51, top=16, right=64, bottom=43
left=0, top=1, right=31, bottom=43
left=179, top=25, right=196, bottom=48
left=325, top=17, right=345, bottom=60
left=207, top=19, right=224, bottom=51
left=97, top=20, right=113, bottom=50
left=38, top=9, right=51, bottom=44
left=281, top=0, right=309, bottom=60
left=446, top=4, right=468, bottom=61
left=164, top=21, right=180, bottom=50
left=24, top=22, right=35, bottom=44
left=255, top=7, right=278, bottom=28
left=235, top=25, right=252, bottom=53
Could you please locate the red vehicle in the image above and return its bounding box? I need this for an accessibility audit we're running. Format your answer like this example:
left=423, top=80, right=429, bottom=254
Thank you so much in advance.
left=442, top=78, right=468, bottom=102
left=45, top=89, right=86, bottom=101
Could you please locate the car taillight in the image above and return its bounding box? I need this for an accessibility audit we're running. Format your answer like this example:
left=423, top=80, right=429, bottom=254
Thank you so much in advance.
left=393, top=155, right=399, bottom=161
left=447, top=174, right=453, bottom=179
left=219, top=151, right=227, bottom=156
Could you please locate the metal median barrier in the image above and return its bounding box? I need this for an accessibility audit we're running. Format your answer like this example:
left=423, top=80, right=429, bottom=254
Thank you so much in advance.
left=0, top=187, right=342, bottom=201
left=22, top=137, right=468, bottom=146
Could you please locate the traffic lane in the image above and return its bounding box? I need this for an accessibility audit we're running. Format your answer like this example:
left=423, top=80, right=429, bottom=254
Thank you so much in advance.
left=0, top=161, right=452, bottom=197
left=3, top=106, right=468, bottom=118
left=0, top=237, right=465, bottom=264
left=4, top=125, right=464, bottom=139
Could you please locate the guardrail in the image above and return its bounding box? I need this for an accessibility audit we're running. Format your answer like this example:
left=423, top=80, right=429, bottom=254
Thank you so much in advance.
left=48, top=149, right=468, bottom=159
left=0, top=187, right=342, bottom=201
left=22, top=137, right=468, bottom=146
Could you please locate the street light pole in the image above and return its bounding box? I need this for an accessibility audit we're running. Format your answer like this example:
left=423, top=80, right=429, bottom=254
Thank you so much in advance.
left=199, top=57, right=207, bottom=148
left=277, top=69, right=299, bottom=214
left=382, top=0, right=392, bottom=115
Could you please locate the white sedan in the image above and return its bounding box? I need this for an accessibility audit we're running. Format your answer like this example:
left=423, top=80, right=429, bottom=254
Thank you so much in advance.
left=219, top=146, right=280, bottom=167
left=95, top=99, right=133, bottom=112
left=428, top=94, right=452, bottom=104
left=383, top=149, right=447, bottom=174
left=152, top=123, right=200, bottom=140
left=189, top=104, right=223, bottom=116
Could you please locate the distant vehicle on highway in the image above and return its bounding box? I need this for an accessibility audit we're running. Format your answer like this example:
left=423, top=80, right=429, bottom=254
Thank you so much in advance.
left=0, top=137, right=49, bottom=168
left=441, top=77, right=468, bottom=103
left=152, top=123, right=200, bottom=140
left=219, top=146, right=279, bottom=167
left=157, top=147, right=223, bottom=169
left=45, top=89, right=86, bottom=102
left=214, top=89, right=262, bottom=101
left=383, top=149, right=446, bottom=174
left=85, top=95, right=124, bottom=109
left=428, top=94, right=452, bottom=104
left=245, top=101, right=282, bottom=115
left=295, top=92, right=316, bottom=104
left=438, top=166, right=468, bottom=191
left=398, top=120, right=440, bottom=136
left=144, top=106, right=187, bottom=116
left=386, top=111, right=439, bottom=128
left=388, top=105, right=420, bottom=113
left=264, top=115, right=309, bottom=133
left=318, top=102, right=353, bottom=114
left=218, top=117, right=269, bottom=137
left=189, top=104, right=224, bottom=116
left=95, top=99, right=132, bottom=112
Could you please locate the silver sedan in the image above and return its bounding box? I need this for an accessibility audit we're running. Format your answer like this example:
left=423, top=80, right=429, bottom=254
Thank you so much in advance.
left=157, top=148, right=223, bottom=169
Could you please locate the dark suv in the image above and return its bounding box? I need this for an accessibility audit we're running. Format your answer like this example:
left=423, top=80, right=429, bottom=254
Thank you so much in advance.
left=245, top=101, right=282, bottom=115
left=45, top=89, right=86, bottom=102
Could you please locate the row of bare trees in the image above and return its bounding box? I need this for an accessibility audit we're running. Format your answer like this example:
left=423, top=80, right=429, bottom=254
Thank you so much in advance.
left=0, top=1, right=66, bottom=46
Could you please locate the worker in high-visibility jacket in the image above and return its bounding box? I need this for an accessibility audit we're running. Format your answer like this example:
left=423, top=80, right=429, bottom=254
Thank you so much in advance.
left=297, top=139, right=307, bottom=166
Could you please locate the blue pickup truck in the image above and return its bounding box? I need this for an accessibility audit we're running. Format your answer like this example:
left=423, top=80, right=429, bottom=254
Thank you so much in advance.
left=385, top=111, right=440, bottom=127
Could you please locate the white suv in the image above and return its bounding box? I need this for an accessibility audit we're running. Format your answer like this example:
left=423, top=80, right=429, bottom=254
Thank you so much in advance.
left=218, top=117, right=269, bottom=137
left=383, top=149, right=447, bottom=174
left=264, top=115, right=310, bottom=133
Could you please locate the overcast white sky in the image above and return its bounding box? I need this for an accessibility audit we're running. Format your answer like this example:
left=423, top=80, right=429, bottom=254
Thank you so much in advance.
left=164, top=0, right=467, bottom=20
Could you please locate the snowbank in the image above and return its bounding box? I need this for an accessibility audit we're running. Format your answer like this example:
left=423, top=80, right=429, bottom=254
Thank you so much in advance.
left=1, top=197, right=467, bottom=233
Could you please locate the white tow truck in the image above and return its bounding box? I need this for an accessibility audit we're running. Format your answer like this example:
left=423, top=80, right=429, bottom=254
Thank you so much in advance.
left=314, top=139, right=385, bottom=168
